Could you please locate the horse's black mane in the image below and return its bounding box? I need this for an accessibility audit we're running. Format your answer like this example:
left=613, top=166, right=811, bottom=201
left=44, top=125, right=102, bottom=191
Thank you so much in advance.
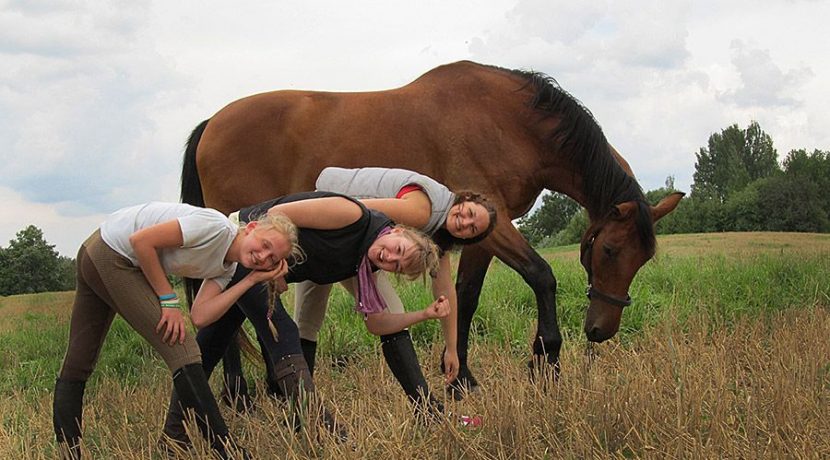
left=506, top=66, right=655, bottom=253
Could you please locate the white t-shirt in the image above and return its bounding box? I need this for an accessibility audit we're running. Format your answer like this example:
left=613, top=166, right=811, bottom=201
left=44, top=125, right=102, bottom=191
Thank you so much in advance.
left=100, top=202, right=238, bottom=289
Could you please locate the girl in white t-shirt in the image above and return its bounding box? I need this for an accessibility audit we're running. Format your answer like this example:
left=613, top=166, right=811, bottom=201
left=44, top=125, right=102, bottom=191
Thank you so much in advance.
left=53, top=202, right=298, bottom=460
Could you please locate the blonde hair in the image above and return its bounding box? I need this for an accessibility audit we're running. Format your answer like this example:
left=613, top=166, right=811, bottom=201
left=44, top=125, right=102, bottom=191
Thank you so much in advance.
left=248, top=211, right=306, bottom=340
left=249, top=211, right=306, bottom=267
left=393, top=225, right=441, bottom=281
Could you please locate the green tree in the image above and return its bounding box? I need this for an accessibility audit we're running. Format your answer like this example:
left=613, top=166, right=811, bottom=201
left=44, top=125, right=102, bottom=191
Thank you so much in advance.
left=0, top=225, right=74, bottom=295
left=756, top=174, right=828, bottom=232
left=722, top=180, right=764, bottom=231
left=517, top=192, right=580, bottom=246
left=692, top=121, right=779, bottom=202
left=553, top=209, right=589, bottom=246
left=783, top=149, right=830, bottom=218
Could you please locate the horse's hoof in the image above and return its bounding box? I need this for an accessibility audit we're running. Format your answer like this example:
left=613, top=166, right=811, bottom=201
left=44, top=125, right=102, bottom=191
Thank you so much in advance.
left=527, top=357, right=561, bottom=386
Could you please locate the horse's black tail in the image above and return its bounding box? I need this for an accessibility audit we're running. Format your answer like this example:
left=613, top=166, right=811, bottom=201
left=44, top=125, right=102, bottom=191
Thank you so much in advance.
left=180, top=119, right=210, bottom=306
left=181, top=119, right=210, bottom=207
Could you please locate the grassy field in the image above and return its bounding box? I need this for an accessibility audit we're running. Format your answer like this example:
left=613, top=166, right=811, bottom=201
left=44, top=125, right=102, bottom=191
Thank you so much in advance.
left=1, top=232, right=828, bottom=459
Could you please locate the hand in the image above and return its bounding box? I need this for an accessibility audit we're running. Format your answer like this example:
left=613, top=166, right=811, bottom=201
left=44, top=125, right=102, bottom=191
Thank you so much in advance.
left=424, top=295, right=450, bottom=319
left=443, top=348, right=460, bottom=384
left=248, top=259, right=289, bottom=284
left=273, top=276, right=288, bottom=294
left=156, top=307, right=186, bottom=346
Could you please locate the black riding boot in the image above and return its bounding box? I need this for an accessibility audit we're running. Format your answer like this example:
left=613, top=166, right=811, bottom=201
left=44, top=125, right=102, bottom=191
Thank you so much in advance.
left=160, top=388, right=191, bottom=454
left=53, top=379, right=85, bottom=460
left=300, top=338, right=317, bottom=376
left=271, top=354, right=346, bottom=441
left=219, top=334, right=254, bottom=413
left=168, top=363, right=250, bottom=460
left=381, top=330, right=444, bottom=422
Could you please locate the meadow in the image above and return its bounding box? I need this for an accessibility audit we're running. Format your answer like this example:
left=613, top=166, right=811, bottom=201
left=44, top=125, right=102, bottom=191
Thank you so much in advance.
left=1, top=232, right=828, bottom=459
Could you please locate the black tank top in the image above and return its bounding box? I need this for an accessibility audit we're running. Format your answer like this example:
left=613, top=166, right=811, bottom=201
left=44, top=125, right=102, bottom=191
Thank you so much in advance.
left=238, top=191, right=392, bottom=284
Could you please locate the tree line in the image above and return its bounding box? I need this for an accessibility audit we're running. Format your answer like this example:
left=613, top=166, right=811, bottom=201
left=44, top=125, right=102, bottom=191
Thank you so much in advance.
left=519, top=121, right=830, bottom=246
left=0, top=225, right=75, bottom=296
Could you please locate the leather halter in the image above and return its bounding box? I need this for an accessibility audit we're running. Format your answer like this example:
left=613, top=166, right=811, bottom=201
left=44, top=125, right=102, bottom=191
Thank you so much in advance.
left=580, top=230, right=632, bottom=309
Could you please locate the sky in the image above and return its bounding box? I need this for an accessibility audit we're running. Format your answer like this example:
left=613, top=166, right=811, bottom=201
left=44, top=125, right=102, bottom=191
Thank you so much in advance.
left=2, top=0, right=828, bottom=256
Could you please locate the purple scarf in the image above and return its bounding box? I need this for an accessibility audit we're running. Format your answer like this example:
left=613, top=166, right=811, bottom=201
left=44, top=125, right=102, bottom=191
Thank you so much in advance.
left=356, top=226, right=392, bottom=315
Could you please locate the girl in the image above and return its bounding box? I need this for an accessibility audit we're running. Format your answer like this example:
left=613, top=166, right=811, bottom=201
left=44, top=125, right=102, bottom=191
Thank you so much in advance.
left=162, top=192, right=445, bottom=444
left=53, top=202, right=297, bottom=459
left=224, top=168, right=497, bottom=416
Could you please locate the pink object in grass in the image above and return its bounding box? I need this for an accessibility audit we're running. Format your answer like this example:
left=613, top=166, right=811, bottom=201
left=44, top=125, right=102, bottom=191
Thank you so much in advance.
left=460, top=415, right=482, bottom=428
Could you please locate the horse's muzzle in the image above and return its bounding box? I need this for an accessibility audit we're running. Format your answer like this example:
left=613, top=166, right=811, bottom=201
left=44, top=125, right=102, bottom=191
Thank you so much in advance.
left=584, top=323, right=616, bottom=343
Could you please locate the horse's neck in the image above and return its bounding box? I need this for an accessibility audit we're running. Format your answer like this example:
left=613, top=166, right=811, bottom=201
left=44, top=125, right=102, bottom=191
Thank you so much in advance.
left=540, top=148, right=634, bottom=221
left=540, top=161, right=591, bottom=211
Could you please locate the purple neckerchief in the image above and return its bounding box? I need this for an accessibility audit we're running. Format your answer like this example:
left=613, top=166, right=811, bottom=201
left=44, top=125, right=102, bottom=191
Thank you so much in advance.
left=356, top=226, right=392, bottom=315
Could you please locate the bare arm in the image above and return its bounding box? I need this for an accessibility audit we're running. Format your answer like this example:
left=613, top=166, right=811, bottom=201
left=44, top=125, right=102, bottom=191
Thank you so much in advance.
left=361, top=190, right=431, bottom=228
left=129, top=220, right=183, bottom=298
left=268, top=197, right=362, bottom=229
left=432, top=254, right=459, bottom=383
left=189, top=260, right=287, bottom=328
left=190, top=260, right=288, bottom=328
left=129, top=220, right=186, bottom=345
left=364, top=295, right=450, bottom=336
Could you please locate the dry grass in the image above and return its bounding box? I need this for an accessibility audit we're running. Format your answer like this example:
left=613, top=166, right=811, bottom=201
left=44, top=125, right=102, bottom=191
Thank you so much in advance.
left=1, top=232, right=829, bottom=458
left=0, top=291, right=74, bottom=334
left=541, top=231, right=830, bottom=262
left=1, top=308, right=828, bottom=459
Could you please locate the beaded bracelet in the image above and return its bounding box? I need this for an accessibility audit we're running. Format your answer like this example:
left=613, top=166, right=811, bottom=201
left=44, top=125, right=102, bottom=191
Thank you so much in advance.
left=158, top=293, right=177, bottom=301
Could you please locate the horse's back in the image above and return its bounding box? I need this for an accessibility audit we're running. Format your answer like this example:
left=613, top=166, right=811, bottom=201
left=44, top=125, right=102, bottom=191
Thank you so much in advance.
left=197, top=61, right=541, bottom=215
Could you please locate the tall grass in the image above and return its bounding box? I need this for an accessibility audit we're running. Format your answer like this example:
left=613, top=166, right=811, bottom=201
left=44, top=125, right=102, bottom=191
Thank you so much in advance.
left=0, top=232, right=828, bottom=458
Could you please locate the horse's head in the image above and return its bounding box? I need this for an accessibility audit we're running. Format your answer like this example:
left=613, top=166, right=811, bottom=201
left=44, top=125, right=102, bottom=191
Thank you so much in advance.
left=580, top=192, right=683, bottom=342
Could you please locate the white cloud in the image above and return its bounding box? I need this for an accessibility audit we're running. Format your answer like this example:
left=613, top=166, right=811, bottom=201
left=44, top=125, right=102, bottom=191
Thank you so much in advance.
left=719, top=40, right=813, bottom=108
left=0, top=0, right=828, bottom=255
left=0, top=186, right=105, bottom=257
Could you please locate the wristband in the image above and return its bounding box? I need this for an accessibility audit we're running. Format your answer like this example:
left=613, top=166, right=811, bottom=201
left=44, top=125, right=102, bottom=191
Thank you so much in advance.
left=160, top=299, right=180, bottom=309
left=158, top=293, right=177, bottom=301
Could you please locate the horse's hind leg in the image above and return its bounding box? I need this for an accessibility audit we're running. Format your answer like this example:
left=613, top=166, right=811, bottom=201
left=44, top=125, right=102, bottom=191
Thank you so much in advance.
left=447, top=245, right=493, bottom=400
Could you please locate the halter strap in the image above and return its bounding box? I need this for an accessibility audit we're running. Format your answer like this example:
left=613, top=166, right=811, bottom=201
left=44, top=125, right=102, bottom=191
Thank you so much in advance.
left=580, top=231, right=632, bottom=309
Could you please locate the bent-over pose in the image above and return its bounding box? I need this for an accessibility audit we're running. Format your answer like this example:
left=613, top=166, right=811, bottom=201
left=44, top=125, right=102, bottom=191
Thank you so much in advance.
left=53, top=202, right=295, bottom=459
left=163, top=192, right=444, bottom=443
left=223, top=168, right=497, bottom=414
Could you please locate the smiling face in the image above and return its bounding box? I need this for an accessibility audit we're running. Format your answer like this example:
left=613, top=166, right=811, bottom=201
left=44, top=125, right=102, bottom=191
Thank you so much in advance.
left=446, top=201, right=491, bottom=239
left=238, top=222, right=292, bottom=270
left=367, top=231, right=419, bottom=275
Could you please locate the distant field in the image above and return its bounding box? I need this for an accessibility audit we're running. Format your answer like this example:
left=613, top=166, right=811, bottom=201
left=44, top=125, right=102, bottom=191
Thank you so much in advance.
left=540, top=231, right=830, bottom=260
left=1, top=232, right=828, bottom=459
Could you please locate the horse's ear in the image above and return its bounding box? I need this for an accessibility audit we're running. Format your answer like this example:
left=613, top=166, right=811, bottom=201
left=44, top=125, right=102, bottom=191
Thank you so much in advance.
left=651, top=192, right=685, bottom=222
left=612, top=201, right=638, bottom=220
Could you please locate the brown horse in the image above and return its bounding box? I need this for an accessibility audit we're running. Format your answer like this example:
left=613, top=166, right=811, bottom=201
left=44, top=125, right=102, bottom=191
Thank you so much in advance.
left=180, top=60, right=682, bottom=391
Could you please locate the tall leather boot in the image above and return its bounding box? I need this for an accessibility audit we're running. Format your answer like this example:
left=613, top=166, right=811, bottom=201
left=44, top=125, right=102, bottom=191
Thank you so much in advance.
left=300, top=338, right=317, bottom=376
left=160, top=388, right=191, bottom=454
left=171, top=363, right=250, bottom=460
left=53, top=379, right=85, bottom=460
left=219, top=335, right=254, bottom=413
left=381, top=330, right=444, bottom=422
left=271, top=354, right=346, bottom=441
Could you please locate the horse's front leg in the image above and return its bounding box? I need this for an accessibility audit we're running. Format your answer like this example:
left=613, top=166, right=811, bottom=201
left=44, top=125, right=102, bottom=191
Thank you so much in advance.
left=447, top=222, right=562, bottom=400
left=484, top=222, right=562, bottom=374
left=446, top=243, right=493, bottom=399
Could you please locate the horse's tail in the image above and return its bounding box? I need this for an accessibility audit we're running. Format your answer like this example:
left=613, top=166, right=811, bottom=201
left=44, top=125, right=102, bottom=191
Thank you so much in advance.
left=180, top=119, right=209, bottom=207
left=178, top=118, right=262, bottom=369
left=180, top=119, right=210, bottom=307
